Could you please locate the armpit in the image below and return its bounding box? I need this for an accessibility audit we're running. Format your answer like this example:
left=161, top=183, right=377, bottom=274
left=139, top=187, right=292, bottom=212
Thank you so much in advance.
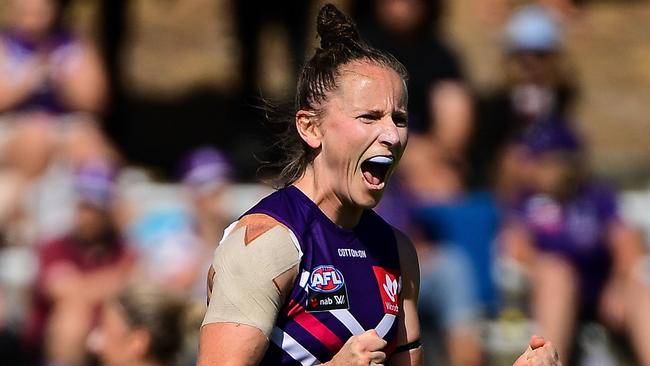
left=202, top=214, right=301, bottom=338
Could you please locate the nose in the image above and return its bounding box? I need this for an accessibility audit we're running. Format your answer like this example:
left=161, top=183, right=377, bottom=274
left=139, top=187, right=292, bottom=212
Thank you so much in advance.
left=378, top=119, right=400, bottom=147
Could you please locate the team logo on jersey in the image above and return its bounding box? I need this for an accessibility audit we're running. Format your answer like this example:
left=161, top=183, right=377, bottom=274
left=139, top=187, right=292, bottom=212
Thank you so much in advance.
left=308, top=265, right=345, bottom=293
left=372, top=266, right=400, bottom=315
left=306, top=265, right=349, bottom=312
left=383, top=275, right=399, bottom=302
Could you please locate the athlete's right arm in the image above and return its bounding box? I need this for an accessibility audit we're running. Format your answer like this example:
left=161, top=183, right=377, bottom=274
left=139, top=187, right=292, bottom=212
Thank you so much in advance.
left=198, top=214, right=300, bottom=366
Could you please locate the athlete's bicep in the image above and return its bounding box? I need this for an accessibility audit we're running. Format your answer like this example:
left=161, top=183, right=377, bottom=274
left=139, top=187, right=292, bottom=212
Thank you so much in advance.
left=389, top=229, right=423, bottom=366
left=200, top=214, right=301, bottom=363
left=198, top=322, right=268, bottom=366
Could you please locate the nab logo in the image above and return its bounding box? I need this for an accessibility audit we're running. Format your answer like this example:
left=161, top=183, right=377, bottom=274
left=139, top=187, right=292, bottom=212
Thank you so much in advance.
left=306, top=265, right=349, bottom=312
left=308, top=265, right=345, bottom=293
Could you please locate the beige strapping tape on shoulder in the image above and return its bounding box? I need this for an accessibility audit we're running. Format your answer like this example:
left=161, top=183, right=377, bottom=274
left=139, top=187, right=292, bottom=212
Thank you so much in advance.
left=202, top=225, right=300, bottom=337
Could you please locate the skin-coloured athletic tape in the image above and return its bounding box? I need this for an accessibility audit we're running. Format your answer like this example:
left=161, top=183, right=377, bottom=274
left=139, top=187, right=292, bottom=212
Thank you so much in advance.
left=202, top=223, right=301, bottom=337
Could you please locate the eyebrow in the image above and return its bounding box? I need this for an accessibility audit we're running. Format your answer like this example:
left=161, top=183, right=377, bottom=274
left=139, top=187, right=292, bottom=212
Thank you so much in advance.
left=364, top=109, right=385, bottom=116
left=358, top=108, right=407, bottom=116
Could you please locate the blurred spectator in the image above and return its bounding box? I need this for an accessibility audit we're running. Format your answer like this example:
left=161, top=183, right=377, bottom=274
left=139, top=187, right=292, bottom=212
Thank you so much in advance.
left=178, top=146, right=234, bottom=297
left=0, top=116, right=117, bottom=257
left=0, top=0, right=114, bottom=205
left=87, top=283, right=194, bottom=366
left=472, top=4, right=578, bottom=198
left=359, top=3, right=477, bottom=271
left=235, top=0, right=309, bottom=95
left=0, top=113, right=55, bottom=180
left=23, top=160, right=134, bottom=365
left=477, top=0, right=578, bottom=26
left=358, top=0, right=471, bottom=138
left=0, top=0, right=107, bottom=115
left=104, top=0, right=260, bottom=179
left=179, top=146, right=233, bottom=249
left=378, top=102, right=498, bottom=366
left=121, top=147, right=235, bottom=297
left=501, top=123, right=650, bottom=364
left=123, top=190, right=201, bottom=296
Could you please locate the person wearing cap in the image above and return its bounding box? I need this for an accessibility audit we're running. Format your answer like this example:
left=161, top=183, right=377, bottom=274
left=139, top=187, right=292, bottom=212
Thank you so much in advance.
left=471, top=4, right=578, bottom=200
left=179, top=147, right=236, bottom=298
left=500, top=124, right=650, bottom=364
left=22, top=161, right=135, bottom=366
left=179, top=147, right=234, bottom=250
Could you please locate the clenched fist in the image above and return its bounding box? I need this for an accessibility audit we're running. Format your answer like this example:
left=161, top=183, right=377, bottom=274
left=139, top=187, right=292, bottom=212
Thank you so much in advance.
left=513, top=335, right=562, bottom=366
left=326, top=330, right=388, bottom=366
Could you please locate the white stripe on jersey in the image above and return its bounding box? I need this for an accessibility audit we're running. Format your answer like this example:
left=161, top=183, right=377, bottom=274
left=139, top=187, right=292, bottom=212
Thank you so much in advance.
left=270, top=326, right=321, bottom=365
left=375, top=314, right=397, bottom=338
left=299, top=270, right=310, bottom=289
left=330, top=310, right=396, bottom=339
left=329, top=309, right=365, bottom=335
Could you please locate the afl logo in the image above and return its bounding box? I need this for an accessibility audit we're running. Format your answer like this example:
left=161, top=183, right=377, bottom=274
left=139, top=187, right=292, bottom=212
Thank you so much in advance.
left=308, top=265, right=345, bottom=293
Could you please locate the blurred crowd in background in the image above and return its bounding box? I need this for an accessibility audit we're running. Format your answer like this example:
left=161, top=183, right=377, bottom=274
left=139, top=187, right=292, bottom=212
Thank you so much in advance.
left=0, top=0, right=649, bottom=365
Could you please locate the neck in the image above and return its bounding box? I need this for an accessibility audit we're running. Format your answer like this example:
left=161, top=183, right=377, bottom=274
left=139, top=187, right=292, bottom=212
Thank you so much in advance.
left=293, top=165, right=363, bottom=229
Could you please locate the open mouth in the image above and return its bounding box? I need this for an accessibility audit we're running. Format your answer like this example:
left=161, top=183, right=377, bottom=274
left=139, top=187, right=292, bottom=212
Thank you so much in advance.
left=361, top=155, right=394, bottom=189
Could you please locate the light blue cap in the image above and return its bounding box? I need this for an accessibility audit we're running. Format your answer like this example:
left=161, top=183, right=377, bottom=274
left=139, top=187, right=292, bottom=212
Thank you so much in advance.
left=505, top=5, right=562, bottom=52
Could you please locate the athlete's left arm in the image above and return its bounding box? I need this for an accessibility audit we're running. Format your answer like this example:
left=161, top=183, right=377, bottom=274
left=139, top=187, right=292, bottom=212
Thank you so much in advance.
left=388, top=229, right=423, bottom=366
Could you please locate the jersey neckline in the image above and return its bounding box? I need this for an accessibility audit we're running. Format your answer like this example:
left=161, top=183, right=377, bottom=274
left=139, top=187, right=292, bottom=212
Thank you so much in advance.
left=287, top=185, right=367, bottom=236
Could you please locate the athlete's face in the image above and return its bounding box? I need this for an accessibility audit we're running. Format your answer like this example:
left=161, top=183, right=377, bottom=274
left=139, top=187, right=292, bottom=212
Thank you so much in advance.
left=316, top=62, right=408, bottom=209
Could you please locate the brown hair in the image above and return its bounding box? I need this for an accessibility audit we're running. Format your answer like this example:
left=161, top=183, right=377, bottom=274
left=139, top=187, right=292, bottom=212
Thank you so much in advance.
left=115, top=284, right=188, bottom=366
left=268, top=3, right=408, bottom=188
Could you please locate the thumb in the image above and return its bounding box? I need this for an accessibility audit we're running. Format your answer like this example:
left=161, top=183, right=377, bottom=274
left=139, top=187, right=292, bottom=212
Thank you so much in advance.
left=364, top=329, right=388, bottom=350
left=512, top=336, right=544, bottom=366
left=529, top=335, right=546, bottom=350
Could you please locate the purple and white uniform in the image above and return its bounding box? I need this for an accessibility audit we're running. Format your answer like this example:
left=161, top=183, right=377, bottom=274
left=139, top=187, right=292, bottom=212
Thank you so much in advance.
left=514, top=182, right=617, bottom=308
left=245, top=186, right=402, bottom=365
left=0, top=28, right=81, bottom=114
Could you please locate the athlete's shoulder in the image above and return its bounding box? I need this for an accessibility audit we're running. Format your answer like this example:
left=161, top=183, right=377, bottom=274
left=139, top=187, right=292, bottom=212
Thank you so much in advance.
left=392, top=227, right=419, bottom=270
left=392, top=227, right=420, bottom=299
left=392, top=228, right=416, bottom=256
left=364, top=209, right=398, bottom=238
left=233, top=213, right=291, bottom=246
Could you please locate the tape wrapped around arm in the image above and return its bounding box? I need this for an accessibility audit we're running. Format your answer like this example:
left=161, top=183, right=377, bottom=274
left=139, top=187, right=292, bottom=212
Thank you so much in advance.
left=202, top=214, right=301, bottom=338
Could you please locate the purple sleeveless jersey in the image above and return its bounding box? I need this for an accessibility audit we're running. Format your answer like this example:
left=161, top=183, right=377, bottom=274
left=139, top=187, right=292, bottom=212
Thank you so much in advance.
left=1, top=28, right=76, bottom=114
left=513, top=182, right=616, bottom=308
left=244, top=186, right=402, bottom=365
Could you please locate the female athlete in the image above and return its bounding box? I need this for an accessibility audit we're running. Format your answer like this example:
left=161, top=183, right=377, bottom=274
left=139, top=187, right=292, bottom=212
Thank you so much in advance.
left=198, top=4, right=560, bottom=366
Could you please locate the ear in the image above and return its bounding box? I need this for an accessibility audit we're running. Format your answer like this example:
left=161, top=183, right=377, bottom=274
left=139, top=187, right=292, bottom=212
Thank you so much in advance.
left=295, top=110, right=322, bottom=149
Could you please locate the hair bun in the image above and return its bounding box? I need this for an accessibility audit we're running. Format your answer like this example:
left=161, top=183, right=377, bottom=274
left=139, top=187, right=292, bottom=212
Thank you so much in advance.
left=317, top=4, right=362, bottom=50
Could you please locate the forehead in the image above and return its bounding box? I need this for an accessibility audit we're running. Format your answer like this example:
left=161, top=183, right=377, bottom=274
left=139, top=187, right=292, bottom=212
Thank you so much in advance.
left=330, top=61, right=407, bottom=111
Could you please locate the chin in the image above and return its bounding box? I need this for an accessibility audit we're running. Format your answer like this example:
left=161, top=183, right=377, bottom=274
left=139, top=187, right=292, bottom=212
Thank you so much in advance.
left=354, top=191, right=384, bottom=209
